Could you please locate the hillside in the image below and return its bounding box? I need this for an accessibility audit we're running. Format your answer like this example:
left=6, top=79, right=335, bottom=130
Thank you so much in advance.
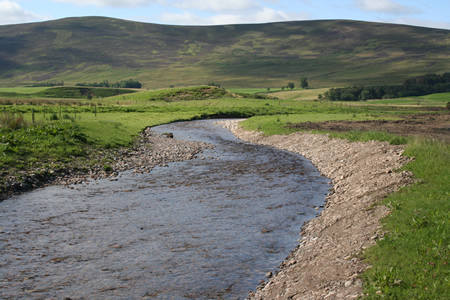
left=0, top=17, right=449, bottom=88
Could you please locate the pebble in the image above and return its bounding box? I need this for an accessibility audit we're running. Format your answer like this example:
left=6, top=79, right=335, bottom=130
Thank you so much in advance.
left=1, top=129, right=214, bottom=200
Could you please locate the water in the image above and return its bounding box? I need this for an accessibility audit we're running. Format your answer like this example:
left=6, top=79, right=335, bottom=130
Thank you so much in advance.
left=0, top=120, right=330, bottom=299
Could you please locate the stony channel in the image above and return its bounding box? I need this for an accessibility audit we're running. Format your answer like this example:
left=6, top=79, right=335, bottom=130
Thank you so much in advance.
left=0, top=120, right=330, bottom=299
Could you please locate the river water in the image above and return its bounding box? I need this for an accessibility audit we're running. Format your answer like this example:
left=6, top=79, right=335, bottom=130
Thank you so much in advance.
left=0, top=120, right=330, bottom=299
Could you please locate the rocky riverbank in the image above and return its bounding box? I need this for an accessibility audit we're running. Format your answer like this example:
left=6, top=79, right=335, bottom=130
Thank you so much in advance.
left=0, top=127, right=214, bottom=201
left=218, top=119, right=415, bottom=299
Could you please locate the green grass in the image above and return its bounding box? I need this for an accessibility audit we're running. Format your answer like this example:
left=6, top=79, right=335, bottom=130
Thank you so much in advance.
left=228, top=87, right=287, bottom=94
left=0, top=117, right=90, bottom=169
left=0, top=87, right=51, bottom=93
left=0, top=86, right=448, bottom=298
left=239, top=113, right=409, bottom=144
left=0, top=86, right=137, bottom=99
left=362, top=137, right=449, bottom=298
left=271, top=88, right=330, bottom=100
left=367, top=92, right=450, bottom=106
left=239, top=114, right=449, bottom=299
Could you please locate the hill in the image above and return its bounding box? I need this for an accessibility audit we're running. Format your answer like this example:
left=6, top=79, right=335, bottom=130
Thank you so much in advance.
left=0, top=17, right=449, bottom=88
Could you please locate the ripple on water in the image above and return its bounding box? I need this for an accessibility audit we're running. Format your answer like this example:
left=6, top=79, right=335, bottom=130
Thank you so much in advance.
left=0, top=120, right=330, bottom=299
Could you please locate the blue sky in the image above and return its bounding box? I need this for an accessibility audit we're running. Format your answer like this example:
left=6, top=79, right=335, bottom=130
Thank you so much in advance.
left=1, top=0, right=449, bottom=29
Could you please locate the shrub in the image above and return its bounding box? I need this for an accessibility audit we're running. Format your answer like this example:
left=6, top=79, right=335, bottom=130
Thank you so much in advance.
left=0, top=113, right=28, bottom=130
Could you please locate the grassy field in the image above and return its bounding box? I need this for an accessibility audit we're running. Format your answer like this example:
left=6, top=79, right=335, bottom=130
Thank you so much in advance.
left=367, top=92, right=450, bottom=106
left=0, top=87, right=51, bottom=93
left=0, top=86, right=448, bottom=298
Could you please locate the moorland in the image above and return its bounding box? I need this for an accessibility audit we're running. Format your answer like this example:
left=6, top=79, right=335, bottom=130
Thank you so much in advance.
left=1, top=17, right=450, bottom=88
left=0, top=17, right=449, bottom=299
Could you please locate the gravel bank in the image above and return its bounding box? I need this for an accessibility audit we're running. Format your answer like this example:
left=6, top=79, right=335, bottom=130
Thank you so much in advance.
left=218, top=119, right=414, bottom=299
left=0, top=127, right=214, bottom=200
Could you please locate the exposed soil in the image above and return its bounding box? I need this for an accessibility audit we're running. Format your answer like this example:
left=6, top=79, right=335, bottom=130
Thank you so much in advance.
left=218, top=120, right=418, bottom=299
left=287, top=113, right=450, bottom=142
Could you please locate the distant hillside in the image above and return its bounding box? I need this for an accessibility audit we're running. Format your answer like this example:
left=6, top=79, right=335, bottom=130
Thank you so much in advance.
left=0, top=17, right=449, bottom=88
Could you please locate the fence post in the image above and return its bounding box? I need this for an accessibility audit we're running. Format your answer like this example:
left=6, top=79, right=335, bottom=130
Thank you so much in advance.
left=32, top=108, right=35, bottom=124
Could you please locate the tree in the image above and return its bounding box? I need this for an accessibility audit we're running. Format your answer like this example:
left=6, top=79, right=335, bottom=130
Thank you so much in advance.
left=287, top=82, right=295, bottom=90
left=300, top=77, right=308, bottom=89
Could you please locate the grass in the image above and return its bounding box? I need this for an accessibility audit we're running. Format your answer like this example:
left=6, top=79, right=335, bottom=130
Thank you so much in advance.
left=1, top=17, right=449, bottom=88
left=228, top=87, right=287, bottom=94
left=239, top=114, right=449, bottom=299
left=270, top=88, right=330, bottom=100
left=239, top=113, right=401, bottom=136
left=367, top=92, right=450, bottom=106
left=0, top=87, right=51, bottom=93
left=0, top=86, right=448, bottom=298
left=0, top=116, right=90, bottom=169
left=362, top=137, right=449, bottom=298
left=0, top=86, right=137, bottom=99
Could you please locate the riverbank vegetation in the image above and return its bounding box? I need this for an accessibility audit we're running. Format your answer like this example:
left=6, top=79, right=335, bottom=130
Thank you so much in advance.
left=0, top=85, right=448, bottom=298
left=239, top=114, right=449, bottom=299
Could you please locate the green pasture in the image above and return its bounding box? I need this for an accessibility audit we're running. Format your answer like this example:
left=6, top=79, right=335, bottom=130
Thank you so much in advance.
left=228, top=88, right=286, bottom=94
left=239, top=113, right=401, bottom=137
left=0, top=87, right=51, bottom=94
left=367, top=92, right=450, bottom=106
left=0, top=86, right=448, bottom=299
left=270, top=88, right=330, bottom=100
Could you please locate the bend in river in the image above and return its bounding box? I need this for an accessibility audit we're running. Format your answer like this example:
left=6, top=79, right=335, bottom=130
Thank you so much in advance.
left=0, top=120, right=330, bottom=299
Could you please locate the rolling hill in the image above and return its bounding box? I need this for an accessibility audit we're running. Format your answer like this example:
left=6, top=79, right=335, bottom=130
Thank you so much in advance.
left=0, top=17, right=449, bottom=88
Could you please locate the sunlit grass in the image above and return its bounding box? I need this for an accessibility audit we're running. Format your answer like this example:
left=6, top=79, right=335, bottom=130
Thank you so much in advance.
left=239, top=113, right=401, bottom=136
left=241, top=114, right=449, bottom=299
left=0, top=87, right=51, bottom=93
left=366, top=92, right=450, bottom=106
left=362, top=137, right=449, bottom=298
left=270, top=88, right=330, bottom=100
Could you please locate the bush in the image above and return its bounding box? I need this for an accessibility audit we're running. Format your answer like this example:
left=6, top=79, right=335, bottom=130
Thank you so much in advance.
left=50, top=113, right=59, bottom=121
left=0, top=113, right=28, bottom=130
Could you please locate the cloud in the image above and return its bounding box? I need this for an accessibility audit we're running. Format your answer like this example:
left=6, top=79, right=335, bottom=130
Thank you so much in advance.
left=160, top=7, right=308, bottom=25
left=53, top=0, right=159, bottom=7
left=355, top=0, right=421, bottom=15
left=173, top=0, right=259, bottom=13
left=380, top=17, right=450, bottom=30
left=0, top=0, right=44, bottom=25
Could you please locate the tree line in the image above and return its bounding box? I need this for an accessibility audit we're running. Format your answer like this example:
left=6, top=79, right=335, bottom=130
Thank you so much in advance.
left=322, top=73, right=450, bottom=101
left=75, top=79, right=142, bottom=89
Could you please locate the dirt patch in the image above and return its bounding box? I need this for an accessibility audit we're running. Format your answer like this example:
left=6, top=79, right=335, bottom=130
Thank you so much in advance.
left=287, top=113, right=450, bottom=141
left=218, top=120, right=416, bottom=299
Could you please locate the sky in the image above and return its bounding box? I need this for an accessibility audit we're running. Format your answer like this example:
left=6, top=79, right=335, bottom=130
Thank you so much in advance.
left=0, top=0, right=449, bottom=29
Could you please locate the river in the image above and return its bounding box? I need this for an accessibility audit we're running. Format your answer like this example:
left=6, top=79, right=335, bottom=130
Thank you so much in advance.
left=0, top=120, right=330, bottom=299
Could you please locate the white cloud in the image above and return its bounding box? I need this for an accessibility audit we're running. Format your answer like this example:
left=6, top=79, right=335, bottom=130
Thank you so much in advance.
left=173, top=0, right=259, bottom=13
left=53, top=0, right=159, bottom=7
left=160, top=7, right=307, bottom=25
left=0, top=0, right=44, bottom=24
left=381, top=17, right=450, bottom=30
left=355, top=0, right=421, bottom=15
